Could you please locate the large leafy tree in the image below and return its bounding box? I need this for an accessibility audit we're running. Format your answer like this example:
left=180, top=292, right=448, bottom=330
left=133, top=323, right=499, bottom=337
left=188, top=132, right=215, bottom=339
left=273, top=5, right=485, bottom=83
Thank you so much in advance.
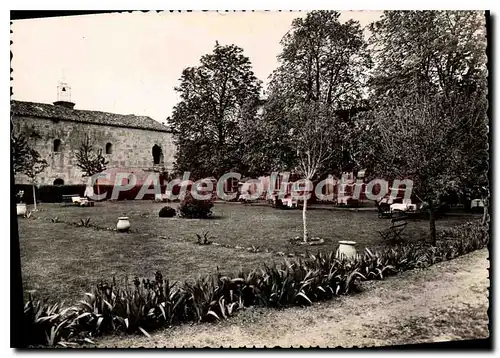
left=357, top=87, right=487, bottom=245
left=243, top=11, right=371, bottom=176
left=269, top=10, right=371, bottom=108
left=368, top=10, right=487, bottom=100
left=240, top=97, right=297, bottom=177
left=242, top=11, right=370, bottom=242
left=354, top=10, right=488, bottom=243
left=170, top=43, right=261, bottom=179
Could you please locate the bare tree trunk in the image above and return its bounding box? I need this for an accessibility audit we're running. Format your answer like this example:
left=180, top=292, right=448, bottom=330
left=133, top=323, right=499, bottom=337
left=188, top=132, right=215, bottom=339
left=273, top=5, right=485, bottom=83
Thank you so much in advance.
left=302, top=198, right=308, bottom=243
left=429, top=201, right=436, bottom=246
left=32, top=184, right=37, bottom=211
left=482, top=197, right=488, bottom=225
left=93, top=177, right=101, bottom=200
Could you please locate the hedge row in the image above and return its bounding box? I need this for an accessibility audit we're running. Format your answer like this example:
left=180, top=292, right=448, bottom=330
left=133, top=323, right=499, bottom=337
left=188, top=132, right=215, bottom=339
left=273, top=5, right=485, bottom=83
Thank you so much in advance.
left=15, top=185, right=87, bottom=204
left=14, top=184, right=196, bottom=203
left=23, top=221, right=488, bottom=347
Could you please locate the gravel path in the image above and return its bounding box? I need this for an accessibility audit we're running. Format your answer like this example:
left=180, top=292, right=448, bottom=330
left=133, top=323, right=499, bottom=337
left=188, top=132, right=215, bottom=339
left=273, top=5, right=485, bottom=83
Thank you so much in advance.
left=96, top=249, right=490, bottom=348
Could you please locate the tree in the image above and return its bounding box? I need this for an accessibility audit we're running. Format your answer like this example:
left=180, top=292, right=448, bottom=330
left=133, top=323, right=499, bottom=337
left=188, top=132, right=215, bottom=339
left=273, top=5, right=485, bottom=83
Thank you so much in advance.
left=12, top=129, right=48, bottom=209
left=269, top=10, right=371, bottom=109
left=244, top=101, right=345, bottom=242
left=243, top=10, right=371, bottom=176
left=240, top=97, right=297, bottom=177
left=289, top=102, right=345, bottom=242
left=355, top=86, right=487, bottom=245
left=242, top=11, right=368, bottom=242
left=170, top=43, right=262, bottom=179
left=75, top=134, right=109, bottom=194
left=368, top=11, right=487, bottom=100
left=356, top=10, right=489, bottom=243
left=22, top=149, right=48, bottom=211
left=12, top=132, right=31, bottom=176
left=244, top=11, right=371, bottom=176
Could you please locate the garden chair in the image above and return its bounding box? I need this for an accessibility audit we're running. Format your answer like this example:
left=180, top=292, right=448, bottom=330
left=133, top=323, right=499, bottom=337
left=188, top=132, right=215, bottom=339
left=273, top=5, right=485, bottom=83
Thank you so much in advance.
left=378, top=211, right=408, bottom=243
left=375, top=201, right=392, bottom=219
left=282, top=195, right=298, bottom=208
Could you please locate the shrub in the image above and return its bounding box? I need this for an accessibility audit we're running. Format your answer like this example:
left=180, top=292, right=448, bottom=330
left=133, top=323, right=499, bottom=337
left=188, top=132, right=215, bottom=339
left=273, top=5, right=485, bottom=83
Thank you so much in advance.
left=23, top=221, right=488, bottom=347
left=346, top=198, right=359, bottom=208
left=272, top=198, right=284, bottom=209
left=14, top=184, right=171, bottom=203
left=158, top=206, right=176, bottom=218
left=178, top=191, right=214, bottom=219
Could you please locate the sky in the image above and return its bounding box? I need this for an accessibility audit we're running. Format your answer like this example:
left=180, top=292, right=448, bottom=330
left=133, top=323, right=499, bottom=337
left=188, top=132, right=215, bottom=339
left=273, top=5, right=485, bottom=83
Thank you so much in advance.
left=11, top=11, right=382, bottom=123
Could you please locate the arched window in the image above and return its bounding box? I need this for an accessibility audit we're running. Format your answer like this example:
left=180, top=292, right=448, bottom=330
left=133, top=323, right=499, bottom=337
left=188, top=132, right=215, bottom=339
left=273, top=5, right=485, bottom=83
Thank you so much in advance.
left=53, top=178, right=64, bottom=185
left=105, top=142, right=113, bottom=154
left=152, top=145, right=163, bottom=165
left=53, top=139, right=62, bottom=152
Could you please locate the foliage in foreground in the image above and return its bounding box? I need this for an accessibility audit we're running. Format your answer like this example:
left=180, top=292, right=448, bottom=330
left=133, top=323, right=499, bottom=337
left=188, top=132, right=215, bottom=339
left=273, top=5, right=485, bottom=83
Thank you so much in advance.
left=23, top=221, right=488, bottom=347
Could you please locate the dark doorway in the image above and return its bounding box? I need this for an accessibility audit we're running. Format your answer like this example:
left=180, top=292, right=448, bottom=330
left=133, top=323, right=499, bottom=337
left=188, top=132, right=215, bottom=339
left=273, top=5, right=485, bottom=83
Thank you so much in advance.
left=152, top=145, right=163, bottom=165
left=53, top=178, right=64, bottom=185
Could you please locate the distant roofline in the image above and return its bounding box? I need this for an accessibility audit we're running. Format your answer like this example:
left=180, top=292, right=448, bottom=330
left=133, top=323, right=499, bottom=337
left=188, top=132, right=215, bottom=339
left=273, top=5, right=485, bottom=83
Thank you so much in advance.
left=11, top=100, right=172, bottom=133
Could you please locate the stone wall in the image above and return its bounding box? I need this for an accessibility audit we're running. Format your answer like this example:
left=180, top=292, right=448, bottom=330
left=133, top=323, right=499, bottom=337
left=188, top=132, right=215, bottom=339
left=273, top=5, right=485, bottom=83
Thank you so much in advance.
left=13, top=115, right=176, bottom=185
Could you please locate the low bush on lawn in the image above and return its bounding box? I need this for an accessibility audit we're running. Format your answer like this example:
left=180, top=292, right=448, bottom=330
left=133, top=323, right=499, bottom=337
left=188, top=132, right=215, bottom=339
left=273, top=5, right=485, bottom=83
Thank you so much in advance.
left=23, top=221, right=488, bottom=347
left=178, top=192, right=214, bottom=219
left=158, top=206, right=176, bottom=218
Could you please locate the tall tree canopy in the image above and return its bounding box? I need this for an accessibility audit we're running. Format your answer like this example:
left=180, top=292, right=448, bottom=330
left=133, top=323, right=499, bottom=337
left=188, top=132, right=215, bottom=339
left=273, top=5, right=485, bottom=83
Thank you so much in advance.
left=368, top=10, right=487, bottom=100
left=241, top=11, right=370, bottom=241
left=358, top=10, right=488, bottom=179
left=356, top=86, right=487, bottom=244
left=269, top=10, right=371, bottom=109
left=242, top=11, right=370, bottom=177
left=170, top=43, right=261, bottom=179
left=353, top=10, right=488, bottom=243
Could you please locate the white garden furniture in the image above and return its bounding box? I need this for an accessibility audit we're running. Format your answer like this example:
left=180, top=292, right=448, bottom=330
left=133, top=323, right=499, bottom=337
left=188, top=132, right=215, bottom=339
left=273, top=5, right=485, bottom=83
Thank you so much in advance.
left=281, top=196, right=298, bottom=208
left=390, top=199, right=417, bottom=213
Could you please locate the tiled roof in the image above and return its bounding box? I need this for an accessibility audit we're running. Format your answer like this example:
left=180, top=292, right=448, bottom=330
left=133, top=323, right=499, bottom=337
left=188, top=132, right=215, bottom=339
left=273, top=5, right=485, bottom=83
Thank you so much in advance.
left=11, top=100, right=171, bottom=132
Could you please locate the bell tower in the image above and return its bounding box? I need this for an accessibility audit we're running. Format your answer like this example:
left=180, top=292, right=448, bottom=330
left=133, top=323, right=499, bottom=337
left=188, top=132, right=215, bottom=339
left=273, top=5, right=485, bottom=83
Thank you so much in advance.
left=53, top=81, right=75, bottom=109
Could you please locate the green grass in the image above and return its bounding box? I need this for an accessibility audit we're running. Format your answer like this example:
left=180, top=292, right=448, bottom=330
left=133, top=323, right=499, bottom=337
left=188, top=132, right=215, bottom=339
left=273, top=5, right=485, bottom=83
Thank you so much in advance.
left=18, top=201, right=477, bottom=304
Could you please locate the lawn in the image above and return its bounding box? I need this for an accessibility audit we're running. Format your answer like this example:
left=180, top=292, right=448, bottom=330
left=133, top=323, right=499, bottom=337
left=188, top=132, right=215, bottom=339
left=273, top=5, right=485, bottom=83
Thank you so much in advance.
left=17, top=201, right=478, bottom=303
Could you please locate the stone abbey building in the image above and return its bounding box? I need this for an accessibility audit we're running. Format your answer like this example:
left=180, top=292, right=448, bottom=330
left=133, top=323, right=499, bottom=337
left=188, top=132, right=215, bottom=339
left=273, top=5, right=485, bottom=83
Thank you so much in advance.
left=12, top=83, right=175, bottom=185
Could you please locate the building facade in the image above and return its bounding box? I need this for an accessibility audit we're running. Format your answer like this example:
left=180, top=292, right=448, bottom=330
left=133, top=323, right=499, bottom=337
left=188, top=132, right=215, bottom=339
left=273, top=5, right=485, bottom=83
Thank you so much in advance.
left=11, top=87, right=175, bottom=185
